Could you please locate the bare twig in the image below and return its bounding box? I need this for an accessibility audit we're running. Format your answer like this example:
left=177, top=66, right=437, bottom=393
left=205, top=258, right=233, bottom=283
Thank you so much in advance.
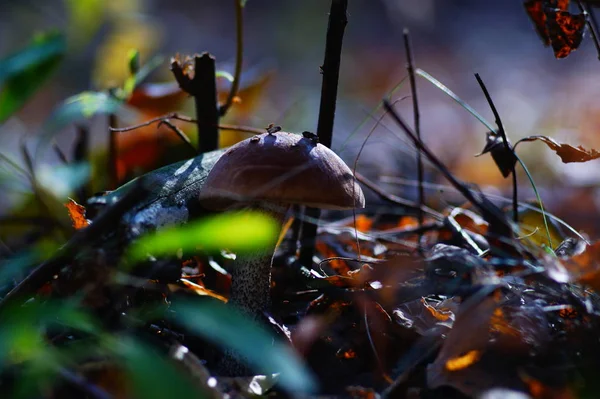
left=299, top=0, right=348, bottom=268
left=109, top=112, right=264, bottom=135
left=157, top=119, right=197, bottom=155
left=220, top=0, right=244, bottom=116
left=382, top=100, right=512, bottom=238
left=355, top=171, right=442, bottom=219
left=474, top=73, right=518, bottom=224
left=403, top=29, right=425, bottom=248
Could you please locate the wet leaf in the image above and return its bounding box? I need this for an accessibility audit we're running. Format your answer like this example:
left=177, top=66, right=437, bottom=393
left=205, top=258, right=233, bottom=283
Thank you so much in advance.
left=520, top=135, right=600, bottom=163
left=0, top=32, right=66, bottom=122
left=127, top=211, right=280, bottom=262
left=170, top=299, right=318, bottom=393
left=64, top=198, right=89, bottom=230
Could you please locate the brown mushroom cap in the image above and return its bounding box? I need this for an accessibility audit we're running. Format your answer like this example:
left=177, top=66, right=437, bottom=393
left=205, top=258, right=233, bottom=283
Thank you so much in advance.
left=200, top=132, right=365, bottom=210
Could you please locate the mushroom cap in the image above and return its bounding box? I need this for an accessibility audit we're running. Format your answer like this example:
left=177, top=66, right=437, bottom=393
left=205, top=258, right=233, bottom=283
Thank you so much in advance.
left=200, top=132, right=365, bottom=210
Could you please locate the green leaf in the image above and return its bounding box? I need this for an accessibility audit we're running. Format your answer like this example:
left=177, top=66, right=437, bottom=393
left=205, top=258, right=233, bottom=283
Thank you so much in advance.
left=37, top=91, right=136, bottom=158
left=170, top=300, right=318, bottom=394
left=216, top=70, right=235, bottom=82
left=128, top=49, right=141, bottom=76
left=127, top=210, right=280, bottom=262
left=114, top=337, right=205, bottom=399
left=122, top=54, right=165, bottom=99
left=0, top=32, right=66, bottom=123
left=37, top=162, right=90, bottom=199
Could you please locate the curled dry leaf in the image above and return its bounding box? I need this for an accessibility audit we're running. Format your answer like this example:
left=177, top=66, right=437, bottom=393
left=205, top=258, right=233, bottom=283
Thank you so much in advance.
left=64, top=198, right=90, bottom=230
left=519, top=135, right=600, bottom=163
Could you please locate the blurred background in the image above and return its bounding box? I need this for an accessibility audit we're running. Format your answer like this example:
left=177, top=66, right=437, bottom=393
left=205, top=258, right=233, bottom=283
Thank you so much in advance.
left=1, top=0, right=600, bottom=237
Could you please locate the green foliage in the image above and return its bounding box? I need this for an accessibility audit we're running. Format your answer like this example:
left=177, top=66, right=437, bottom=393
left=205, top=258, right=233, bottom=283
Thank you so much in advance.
left=0, top=32, right=66, bottom=123
left=113, top=337, right=206, bottom=399
left=127, top=211, right=280, bottom=262
left=121, top=53, right=164, bottom=99
left=171, top=299, right=318, bottom=393
left=64, top=0, right=105, bottom=47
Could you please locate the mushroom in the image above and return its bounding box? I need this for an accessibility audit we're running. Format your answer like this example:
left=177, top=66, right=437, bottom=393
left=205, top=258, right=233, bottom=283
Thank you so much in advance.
left=199, top=131, right=365, bottom=318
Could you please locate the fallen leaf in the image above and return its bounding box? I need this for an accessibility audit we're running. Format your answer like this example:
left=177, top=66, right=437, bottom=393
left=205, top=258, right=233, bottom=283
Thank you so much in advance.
left=524, top=0, right=586, bottom=59
left=64, top=198, right=89, bottom=229
left=520, top=135, right=600, bottom=163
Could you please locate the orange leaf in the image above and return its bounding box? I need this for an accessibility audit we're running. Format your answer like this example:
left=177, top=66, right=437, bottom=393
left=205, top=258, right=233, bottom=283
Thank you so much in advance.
left=445, top=350, right=482, bottom=371
left=520, top=135, right=600, bottom=163
left=64, top=198, right=90, bottom=230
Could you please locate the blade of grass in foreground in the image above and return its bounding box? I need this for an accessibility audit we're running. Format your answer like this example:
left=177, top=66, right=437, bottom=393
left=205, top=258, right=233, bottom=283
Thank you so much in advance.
left=170, top=299, right=318, bottom=394
left=126, top=211, right=280, bottom=263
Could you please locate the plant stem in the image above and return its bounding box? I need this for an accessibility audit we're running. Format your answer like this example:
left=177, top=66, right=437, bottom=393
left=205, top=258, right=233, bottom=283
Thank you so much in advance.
left=194, top=53, right=219, bottom=153
left=220, top=0, right=244, bottom=116
left=298, top=0, right=348, bottom=268
left=403, top=29, right=425, bottom=250
left=474, top=73, right=518, bottom=224
left=108, top=113, right=118, bottom=189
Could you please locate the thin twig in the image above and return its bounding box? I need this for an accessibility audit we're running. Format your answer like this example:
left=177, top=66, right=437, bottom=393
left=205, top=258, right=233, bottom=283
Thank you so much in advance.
left=299, top=0, right=348, bottom=268
left=108, top=113, right=264, bottom=135
left=382, top=100, right=512, bottom=238
left=474, top=73, right=518, bottom=224
left=354, top=171, right=443, bottom=220
left=157, top=119, right=197, bottom=155
left=403, top=29, right=425, bottom=250
left=220, top=0, right=244, bottom=116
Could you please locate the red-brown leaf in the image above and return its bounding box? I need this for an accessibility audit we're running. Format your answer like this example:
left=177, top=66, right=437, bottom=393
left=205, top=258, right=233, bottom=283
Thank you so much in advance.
left=520, top=135, right=600, bottom=163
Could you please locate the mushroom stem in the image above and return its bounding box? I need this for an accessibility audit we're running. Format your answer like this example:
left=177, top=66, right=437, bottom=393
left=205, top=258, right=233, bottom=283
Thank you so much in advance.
left=228, top=207, right=285, bottom=317
left=217, top=206, right=287, bottom=376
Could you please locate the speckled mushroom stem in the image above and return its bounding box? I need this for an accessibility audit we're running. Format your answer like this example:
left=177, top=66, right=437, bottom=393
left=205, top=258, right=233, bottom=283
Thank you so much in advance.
left=218, top=205, right=287, bottom=376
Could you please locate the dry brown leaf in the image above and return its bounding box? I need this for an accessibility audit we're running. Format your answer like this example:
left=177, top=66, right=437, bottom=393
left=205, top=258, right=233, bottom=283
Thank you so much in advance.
left=64, top=198, right=90, bottom=230
left=520, top=135, right=600, bottom=163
